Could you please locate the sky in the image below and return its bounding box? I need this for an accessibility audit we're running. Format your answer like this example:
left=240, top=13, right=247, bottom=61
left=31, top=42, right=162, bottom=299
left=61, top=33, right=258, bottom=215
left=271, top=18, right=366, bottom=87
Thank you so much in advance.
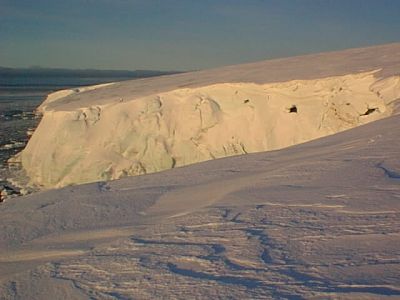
left=1, top=0, right=399, bottom=71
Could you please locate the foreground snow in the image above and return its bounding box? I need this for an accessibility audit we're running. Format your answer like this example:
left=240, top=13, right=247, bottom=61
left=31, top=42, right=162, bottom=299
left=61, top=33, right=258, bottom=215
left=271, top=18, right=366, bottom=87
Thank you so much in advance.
left=1, top=113, right=399, bottom=299
left=1, top=44, right=400, bottom=299
left=18, top=43, right=400, bottom=189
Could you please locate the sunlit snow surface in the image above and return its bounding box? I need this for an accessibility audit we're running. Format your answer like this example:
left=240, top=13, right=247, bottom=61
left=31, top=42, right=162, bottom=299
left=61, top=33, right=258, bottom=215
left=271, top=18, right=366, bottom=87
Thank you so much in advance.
left=1, top=114, right=400, bottom=299
left=1, top=44, right=400, bottom=299
left=19, top=44, right=400, bottom=189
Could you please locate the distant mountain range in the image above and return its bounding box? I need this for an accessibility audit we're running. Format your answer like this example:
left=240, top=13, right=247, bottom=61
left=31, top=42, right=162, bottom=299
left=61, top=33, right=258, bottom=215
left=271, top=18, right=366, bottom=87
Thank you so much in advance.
left=0, top=67, right=184, bottom=78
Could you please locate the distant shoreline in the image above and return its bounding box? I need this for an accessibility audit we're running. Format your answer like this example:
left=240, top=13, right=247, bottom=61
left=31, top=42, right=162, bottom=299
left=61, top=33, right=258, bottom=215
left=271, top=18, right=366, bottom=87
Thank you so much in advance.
left=0, top=67, right=184, bottom=79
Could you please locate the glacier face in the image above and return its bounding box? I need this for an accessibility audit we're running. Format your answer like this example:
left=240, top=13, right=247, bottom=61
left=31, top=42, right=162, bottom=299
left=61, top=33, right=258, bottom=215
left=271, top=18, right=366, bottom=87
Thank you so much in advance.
left=19, top=71, right=400, bottom=189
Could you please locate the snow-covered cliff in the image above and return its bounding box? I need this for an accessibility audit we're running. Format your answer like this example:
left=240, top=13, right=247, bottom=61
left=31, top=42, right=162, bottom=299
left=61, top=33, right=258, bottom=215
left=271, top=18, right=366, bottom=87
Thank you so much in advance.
left=18, top=44, right=400, bottom=189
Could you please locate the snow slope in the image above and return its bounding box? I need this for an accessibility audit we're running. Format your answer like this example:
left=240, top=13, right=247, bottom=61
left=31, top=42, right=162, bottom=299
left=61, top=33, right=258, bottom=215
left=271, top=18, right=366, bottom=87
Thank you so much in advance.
left=1, top=43, right=400, bottom=299
left=19, top=43, right=400, bottom=189
left=0, top=111, right=399, bottom=299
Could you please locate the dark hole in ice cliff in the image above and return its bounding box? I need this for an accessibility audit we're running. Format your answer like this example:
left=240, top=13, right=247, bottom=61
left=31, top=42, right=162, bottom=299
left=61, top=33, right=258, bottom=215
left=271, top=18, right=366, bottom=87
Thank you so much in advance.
left=361, top=107, right=378, bottom=116
left=288, top=105, right=298, bottom=113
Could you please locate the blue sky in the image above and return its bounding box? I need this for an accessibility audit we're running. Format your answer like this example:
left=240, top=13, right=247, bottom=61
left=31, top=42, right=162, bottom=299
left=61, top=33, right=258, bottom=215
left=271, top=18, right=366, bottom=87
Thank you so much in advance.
left=1, top=0, right=399, bottom=70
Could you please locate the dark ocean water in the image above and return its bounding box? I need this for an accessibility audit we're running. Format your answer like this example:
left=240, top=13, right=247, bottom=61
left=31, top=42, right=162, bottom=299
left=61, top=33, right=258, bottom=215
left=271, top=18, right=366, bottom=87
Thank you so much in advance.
left=0, top=74, right=136, bottom=192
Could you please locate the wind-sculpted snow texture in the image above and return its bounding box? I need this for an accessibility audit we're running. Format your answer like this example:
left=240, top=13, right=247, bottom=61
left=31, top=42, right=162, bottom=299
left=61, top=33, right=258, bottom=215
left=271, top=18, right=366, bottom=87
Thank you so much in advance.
left=2, top=44, right=400, bottom=299
left=19, top=43, right=400, bottom=189
left=1, top=114, right=400, bottom=299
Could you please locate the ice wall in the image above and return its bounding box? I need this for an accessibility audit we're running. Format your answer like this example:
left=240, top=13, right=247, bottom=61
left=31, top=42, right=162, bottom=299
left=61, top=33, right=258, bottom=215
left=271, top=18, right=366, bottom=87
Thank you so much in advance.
left=20, top=71, right=400, bottom=189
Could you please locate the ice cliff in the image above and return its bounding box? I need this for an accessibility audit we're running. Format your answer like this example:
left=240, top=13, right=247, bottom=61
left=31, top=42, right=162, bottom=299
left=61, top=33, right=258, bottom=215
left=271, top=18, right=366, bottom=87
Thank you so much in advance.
left=18, top=44, right=400, bottom=189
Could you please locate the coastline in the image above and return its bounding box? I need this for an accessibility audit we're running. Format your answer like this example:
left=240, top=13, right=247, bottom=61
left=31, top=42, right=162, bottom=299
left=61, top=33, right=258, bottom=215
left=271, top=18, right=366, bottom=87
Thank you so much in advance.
left=0, top=78, right=145, bottom=200
left=0, top=83, right=117, bottom=200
